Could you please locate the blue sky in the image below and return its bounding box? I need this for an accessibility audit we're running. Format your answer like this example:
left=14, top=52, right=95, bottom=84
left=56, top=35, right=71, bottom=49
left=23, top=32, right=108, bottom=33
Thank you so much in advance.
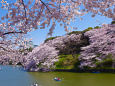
left=28, top=13, right=112, bottom=45
left=0, top=0, right=113, bottom=45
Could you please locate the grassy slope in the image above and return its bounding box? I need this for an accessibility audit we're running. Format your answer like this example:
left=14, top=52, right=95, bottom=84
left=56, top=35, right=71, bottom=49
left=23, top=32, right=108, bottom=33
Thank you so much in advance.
left=54, top=54, right=80, bottom=70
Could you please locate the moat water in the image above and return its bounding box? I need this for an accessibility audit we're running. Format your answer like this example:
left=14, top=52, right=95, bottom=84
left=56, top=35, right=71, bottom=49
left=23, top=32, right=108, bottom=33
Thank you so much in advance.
left=0, top=65, right=115, bottom=86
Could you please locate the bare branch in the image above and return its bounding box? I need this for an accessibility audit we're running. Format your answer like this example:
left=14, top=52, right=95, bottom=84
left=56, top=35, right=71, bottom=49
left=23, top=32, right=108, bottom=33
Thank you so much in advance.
left=59, top=0, right=61, bottom=14
left=21, top=0, right=27, bottom=17
left=2, top=31, right=23, bottom=36
left=71, top=0, right=77, bottom=3
left=40, top=0, right=52, bottom=14
left=0, top=46, right=8, bottom=51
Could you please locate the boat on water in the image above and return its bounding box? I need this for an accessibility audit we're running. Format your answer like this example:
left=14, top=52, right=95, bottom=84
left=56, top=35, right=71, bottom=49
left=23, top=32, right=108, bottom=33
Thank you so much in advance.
left=54, top=77, right=61, bottom=81
left=92, top=71, right=100, bottom=73
left=31, top=83, right=39, bottom=86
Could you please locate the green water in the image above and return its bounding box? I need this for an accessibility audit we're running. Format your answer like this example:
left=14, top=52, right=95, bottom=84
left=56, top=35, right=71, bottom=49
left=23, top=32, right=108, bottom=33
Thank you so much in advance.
left=1, top=65, right=115, bottom=86
left=29, top=72, right=115, bottom=86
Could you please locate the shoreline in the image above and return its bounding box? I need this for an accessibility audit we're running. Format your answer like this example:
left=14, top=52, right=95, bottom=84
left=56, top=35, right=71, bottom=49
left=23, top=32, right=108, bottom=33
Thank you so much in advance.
left=50, top=69, right=115, bottom=73
left=1, top=65, right=115, bottom=73
left=28, top=68, right=115, bottom=73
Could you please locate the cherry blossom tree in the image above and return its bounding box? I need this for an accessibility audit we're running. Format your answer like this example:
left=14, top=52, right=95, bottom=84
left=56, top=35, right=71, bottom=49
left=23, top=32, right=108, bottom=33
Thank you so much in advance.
left=0, top=0, right=114, bottom=51
left=1, top=0, right=115, bottom=35
left=24, top=33, right=86, bottom=71
left=0, top=22, right=32, bottom=65
left=79, top=24, right=115, bottom=68
left=0, top=0, right=115, bottom=70
left=0, top=0, right=114, bottom=47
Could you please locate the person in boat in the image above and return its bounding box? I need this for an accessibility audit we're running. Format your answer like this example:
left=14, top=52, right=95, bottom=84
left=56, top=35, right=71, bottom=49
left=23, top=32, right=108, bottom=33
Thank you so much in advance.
left=54, top=77, right=61, bottom=81
left=54, top=77, right=57, bottom=79
left=32, top=83, right=38, bottom=86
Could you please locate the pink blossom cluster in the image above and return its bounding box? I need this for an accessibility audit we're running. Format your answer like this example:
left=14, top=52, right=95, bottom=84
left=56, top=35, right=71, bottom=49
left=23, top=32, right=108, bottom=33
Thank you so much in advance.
left=0, top=0, right=114, bottom=59
left=79, top=24, right=115, bottom=68
left=0, top=0, right=115, bottom=71
left=0, top=50, right=24, bottom=65
left=1, top=0, right=115, bottom=36
left=24, top=34, right=82, bottom=71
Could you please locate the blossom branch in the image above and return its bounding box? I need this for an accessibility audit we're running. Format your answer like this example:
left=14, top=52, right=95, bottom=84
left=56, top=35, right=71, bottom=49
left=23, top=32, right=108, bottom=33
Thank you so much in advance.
left=0, top=46, right=8, bottom=51
left=40, top=0, right=52, bottom=14
left=21, top=0, right=27, bottom=18
left=71, top=0, right=78, bottom=3
left=2, top=31, right=23, bottom=36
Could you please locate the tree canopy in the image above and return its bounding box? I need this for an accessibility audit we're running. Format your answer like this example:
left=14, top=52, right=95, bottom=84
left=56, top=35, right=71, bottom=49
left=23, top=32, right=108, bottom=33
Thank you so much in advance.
left=0, top=0, right=115, bottom=60
left=1, top=0, right=115, bottom=35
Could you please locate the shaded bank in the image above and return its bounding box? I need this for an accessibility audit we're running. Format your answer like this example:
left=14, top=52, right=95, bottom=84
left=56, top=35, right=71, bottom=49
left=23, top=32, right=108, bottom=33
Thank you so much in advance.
left=51, top=69, right=115, bottom=73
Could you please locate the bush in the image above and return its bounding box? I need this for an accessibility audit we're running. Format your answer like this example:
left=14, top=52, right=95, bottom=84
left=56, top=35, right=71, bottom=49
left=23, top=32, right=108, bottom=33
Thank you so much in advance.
left=96, top=58, right=113, bottom=67
left=27, top=47, right=33, bottom=52
left=106, top=53, right=113, bottom=58
left=111, top=21, right=115, bottom=24
left=44, top=36, right=59, bottom=42
left=83, top=27, right=93, bottom=33
left=68, top=31, right=83, bottom=35
left=94, top=26, right=101, bottom=29
left=96, top=54, right=114, bottom=68
left=68, top=26, right=100, bottom=35
left=54, top=54, right=80, bottom=69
